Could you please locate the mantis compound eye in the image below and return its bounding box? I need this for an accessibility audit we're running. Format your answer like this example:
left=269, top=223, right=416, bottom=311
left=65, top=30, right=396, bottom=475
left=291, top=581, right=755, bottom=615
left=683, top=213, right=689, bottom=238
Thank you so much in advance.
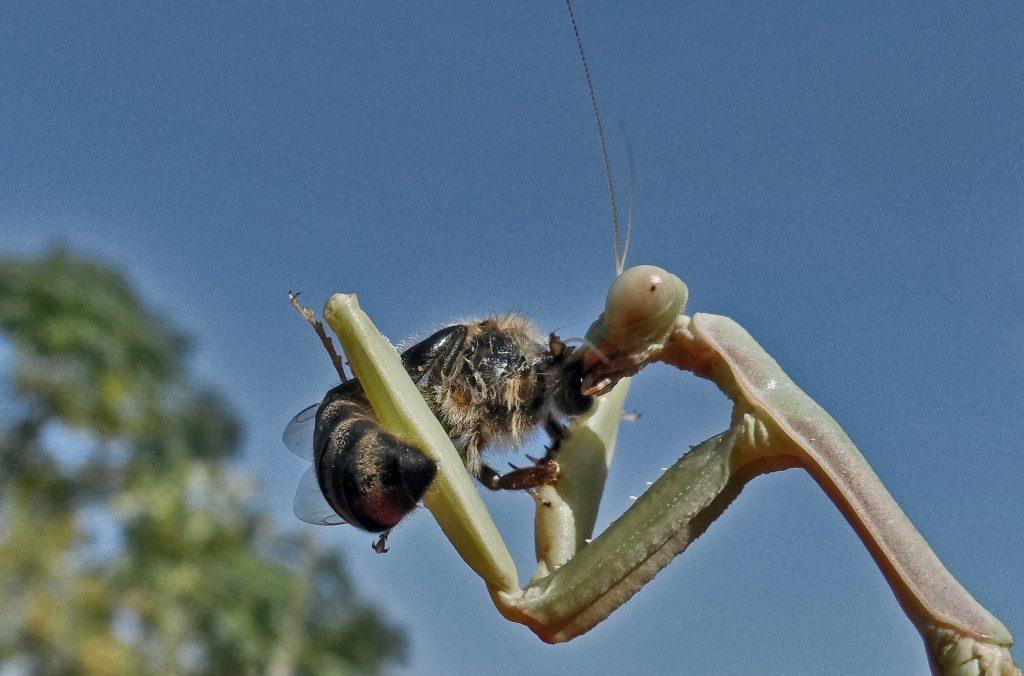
left=580, top=265, right=688, bottom=394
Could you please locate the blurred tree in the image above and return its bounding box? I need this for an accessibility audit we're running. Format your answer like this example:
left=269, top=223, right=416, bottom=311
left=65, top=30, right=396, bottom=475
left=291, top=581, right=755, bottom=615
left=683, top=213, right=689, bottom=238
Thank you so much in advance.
left=0, top=249, right=406, bottom=674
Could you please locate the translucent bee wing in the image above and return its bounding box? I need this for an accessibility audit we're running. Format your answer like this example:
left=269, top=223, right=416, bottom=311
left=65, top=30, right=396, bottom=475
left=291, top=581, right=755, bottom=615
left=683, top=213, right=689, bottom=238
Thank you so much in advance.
left=293, top=466, right=347, bottom=526
left=282, top=403, right=318, bottom=460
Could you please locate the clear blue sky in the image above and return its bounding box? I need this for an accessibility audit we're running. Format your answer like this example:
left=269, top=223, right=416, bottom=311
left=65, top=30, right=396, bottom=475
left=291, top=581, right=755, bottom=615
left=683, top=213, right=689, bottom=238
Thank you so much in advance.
left=2, top=3, right=1021, bottom=674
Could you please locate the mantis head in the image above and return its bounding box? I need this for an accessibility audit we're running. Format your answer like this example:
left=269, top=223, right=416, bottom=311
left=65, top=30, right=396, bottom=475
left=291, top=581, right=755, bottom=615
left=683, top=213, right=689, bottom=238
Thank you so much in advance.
left=581, top=264, right=688, bottom=395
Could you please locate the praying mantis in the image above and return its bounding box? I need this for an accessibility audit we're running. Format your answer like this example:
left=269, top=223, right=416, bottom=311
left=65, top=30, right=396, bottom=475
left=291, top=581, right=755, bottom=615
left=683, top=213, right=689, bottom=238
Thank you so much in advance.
left=317, top=261, right=1017, bottom=674
left=284, top=4, right=1019, bottom=673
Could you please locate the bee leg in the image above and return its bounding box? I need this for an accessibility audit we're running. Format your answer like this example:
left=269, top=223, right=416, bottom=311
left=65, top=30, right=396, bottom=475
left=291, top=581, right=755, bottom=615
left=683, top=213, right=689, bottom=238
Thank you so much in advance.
left=478, top=464, right=555, bottom=508
left=372, top=529, right=392, bottom=554
left=478, top=464, right=503, bottom=490
left=541, top=416, right=568, bottom=460
left=478, top=460, right=560, bottom=495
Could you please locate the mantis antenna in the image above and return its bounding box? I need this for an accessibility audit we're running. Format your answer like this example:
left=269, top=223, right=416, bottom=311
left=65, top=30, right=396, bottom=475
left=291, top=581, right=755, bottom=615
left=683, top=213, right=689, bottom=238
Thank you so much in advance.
left=619, top=124, right=636, bottom=272
left=565, top=0, right=630, bottom=276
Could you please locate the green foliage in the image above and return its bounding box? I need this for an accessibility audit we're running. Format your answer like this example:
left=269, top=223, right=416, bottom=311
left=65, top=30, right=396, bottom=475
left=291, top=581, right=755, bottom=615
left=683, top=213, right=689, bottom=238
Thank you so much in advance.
left=0, top=249, right=406, bottom=674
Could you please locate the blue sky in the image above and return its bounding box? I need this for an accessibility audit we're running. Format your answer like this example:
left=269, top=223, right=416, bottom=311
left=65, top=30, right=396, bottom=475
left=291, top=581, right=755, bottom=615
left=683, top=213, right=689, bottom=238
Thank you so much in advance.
left=2, top=2, right=1021, bottom=674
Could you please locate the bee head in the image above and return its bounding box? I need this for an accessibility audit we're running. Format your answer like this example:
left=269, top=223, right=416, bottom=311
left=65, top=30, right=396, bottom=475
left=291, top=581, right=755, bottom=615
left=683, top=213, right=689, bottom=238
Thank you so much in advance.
left=548, top=335, right=593, bottom=416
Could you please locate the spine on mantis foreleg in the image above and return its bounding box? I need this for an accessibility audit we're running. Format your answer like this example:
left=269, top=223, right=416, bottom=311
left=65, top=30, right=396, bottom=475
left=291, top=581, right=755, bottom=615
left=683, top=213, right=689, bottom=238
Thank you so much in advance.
left=509, top=426, right=752, bottom=642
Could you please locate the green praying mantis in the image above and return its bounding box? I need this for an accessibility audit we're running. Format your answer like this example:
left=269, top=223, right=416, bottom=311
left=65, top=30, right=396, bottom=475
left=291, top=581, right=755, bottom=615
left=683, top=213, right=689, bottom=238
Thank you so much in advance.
left=319, top=266, right=1017, bottom=675
left=287, top=4, right=1018, bottom=673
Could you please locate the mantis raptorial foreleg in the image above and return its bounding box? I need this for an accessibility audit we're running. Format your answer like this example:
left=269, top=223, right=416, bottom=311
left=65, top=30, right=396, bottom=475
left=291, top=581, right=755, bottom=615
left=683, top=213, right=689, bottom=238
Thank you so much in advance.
left=659, top=314, right=1017, bottom=675
left=319, top=265, right=1018, bottom=676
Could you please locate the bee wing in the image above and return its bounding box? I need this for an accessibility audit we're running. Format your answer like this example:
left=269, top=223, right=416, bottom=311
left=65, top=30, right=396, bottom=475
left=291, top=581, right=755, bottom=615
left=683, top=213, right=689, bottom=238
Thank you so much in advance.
left=293, top=466, right=347, bottom=526
left=282, top=403, right=318, bottom=460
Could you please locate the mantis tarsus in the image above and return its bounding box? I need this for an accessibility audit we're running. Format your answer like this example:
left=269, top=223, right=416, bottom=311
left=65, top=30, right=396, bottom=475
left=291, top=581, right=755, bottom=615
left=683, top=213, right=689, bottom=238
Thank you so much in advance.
left=318, top=270, right=1018, bottom=675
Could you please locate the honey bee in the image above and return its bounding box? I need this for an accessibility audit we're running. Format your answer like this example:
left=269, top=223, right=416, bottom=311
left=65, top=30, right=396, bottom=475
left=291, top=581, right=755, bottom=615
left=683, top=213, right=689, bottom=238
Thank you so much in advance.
left=285, top=0, right=627, bottom=553
left=283, top=307, right=593, bottom=551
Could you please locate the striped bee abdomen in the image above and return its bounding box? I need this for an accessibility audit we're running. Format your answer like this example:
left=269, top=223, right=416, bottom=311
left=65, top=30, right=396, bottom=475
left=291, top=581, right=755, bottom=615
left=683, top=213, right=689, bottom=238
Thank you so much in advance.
left=313, top=381, right=436, bottom=532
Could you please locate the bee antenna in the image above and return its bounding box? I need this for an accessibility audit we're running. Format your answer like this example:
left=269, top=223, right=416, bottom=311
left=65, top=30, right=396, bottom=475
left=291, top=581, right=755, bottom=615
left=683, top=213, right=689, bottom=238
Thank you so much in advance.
left=565, top=0, right=622, bottom=276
